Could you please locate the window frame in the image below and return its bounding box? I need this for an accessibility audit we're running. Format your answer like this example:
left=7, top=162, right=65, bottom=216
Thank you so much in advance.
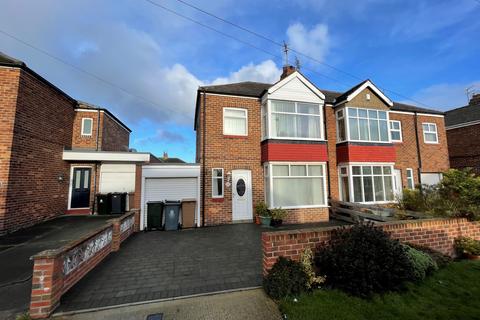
left=422, top=122, right=438, bottom=144
left=406, top=168, right=415, bottom=189
left=335, top=107, right=391, bottom=144
left=338, top=163, right=395, bottom=204
left=264, top=162, right=328, bottom=209
left=211, top=168, right=224, bottom=198
left=389, top=120, right=402, bottom=142
left=81, top=118, right=93, bottom=136
left=223, top=107, right=248, bottom=136
left=263, top=99, right=325, bottom=141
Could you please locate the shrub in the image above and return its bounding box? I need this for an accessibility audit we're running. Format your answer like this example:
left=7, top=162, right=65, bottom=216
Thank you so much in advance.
left=407, top=243, right=452, bottom=268
left=315, top=223, right=415, bottom=297
left=263, top=256, right=309, bottom=299
left=299, top=248, right=325, bottom=289
left=454, top=237, right=480, bottom=257
left=255, top=201, right=269, bottom=217
left=403, top=245, right=438, bottom=281
left=270, top=207, right=288, bottom=220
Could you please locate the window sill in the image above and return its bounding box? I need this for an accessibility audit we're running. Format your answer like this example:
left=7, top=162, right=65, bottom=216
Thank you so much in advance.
left=268, top=205, right=329, bottom=210
left=211, top=198, right=224, bottom=202
left=223, top=135, right=248, bottom=139
left=424, top=141, right=439, bottom=145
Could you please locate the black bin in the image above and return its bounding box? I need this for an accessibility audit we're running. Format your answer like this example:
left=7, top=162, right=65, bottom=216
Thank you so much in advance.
left=164, top=200, right=181, bottom=231
left=147, top=201, right=164, bottom=230
left=96, top=194, right=111, bottom=215
left=110, top=192, right=127, bottom=214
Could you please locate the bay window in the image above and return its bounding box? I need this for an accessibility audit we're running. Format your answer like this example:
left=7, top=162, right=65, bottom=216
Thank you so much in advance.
left=265, top=163, right=327, bottom=208
left=264, top=100, right=323, bottom=140
left=336, top=107, right=390, bottom=143
left=339, top=164, right=395, bottom=203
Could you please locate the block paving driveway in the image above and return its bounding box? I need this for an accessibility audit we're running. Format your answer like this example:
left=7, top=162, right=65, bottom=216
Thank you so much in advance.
left=59, top=224, right=264, bottom=312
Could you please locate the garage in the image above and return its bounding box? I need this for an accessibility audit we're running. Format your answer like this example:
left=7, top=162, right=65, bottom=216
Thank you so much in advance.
left=140, top=164, right=201, bottom=230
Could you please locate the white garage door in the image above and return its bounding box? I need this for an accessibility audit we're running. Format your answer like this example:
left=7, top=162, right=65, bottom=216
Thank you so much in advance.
left=100, top=164, right=136, bottom=193
left=144, top=178, right=198, bottom=204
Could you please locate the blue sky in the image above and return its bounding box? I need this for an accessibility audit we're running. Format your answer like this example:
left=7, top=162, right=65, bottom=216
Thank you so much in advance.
left=1, top=0, right=479, bottom=162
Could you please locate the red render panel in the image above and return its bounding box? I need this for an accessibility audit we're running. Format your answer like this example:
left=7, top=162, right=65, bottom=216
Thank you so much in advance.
left=336, top=144, right=396, bottom=163
left=261, top=142, right=328, bottom=162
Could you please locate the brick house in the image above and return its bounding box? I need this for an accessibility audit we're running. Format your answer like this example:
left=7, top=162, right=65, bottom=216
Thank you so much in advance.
left=194, top=66, right=449, bottom=226
left=0, top=52, right=157, bottom=235
left=445, top=94, right=480, bottom=174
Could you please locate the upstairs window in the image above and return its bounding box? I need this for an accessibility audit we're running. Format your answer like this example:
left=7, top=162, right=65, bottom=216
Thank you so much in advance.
left=423, top=123, right=438, bottom=143
left=336, top=109, right=346, bottom=141
left=211, top=168, right=224, bottom=198
left=81, top=118, right=93, bottom=136
left=346, top=108, right=389, bottom=142
left=270, top=100, right=322, bottom=139
left=223, top=108, right=247, bottom=136
left=390, top=120, right=402, bottom=142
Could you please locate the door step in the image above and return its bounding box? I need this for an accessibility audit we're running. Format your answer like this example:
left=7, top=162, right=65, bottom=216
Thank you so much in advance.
left=65, top=209, right=91, bottom=215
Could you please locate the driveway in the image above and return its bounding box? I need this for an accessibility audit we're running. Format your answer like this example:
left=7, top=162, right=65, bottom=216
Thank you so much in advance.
left=0, top=215, right=118, bottom=319
left=58, top=224, right=264, bottom=312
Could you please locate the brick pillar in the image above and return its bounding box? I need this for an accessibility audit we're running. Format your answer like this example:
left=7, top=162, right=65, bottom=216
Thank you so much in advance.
left=30, top=253, right=64, bottom=319
left=111, top=218, right=121, bottom=252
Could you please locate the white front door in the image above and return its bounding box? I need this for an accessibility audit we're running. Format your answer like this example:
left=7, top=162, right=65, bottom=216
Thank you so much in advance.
left=394, top=169, right=403, bottom=199
left=232, top=170, right=253, bottom=222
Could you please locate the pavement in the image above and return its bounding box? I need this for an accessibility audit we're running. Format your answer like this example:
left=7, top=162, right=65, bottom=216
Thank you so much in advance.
left=59, top=223, right=264, bottom=312
left=54, top=288, right=282, bottom=320
left=0, top=215, right=119, bottom=320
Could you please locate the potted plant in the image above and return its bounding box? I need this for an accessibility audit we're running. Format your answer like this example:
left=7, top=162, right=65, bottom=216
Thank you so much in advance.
left=270, top=208, right=287, bottom=228
left=454, top=236, right=480, bottom=260
left=255, top=202, right=271, bottom=227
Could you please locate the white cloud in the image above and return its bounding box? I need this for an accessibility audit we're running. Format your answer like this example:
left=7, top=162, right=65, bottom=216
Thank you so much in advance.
left=211, top=60, right=281, bottom=85
left=404, top=81, right=480, bottom=111
left=286, top=23, right=330, bottom=63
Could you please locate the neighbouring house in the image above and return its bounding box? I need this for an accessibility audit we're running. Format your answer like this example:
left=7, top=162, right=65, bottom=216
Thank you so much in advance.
left=445, top=93, right=480, bottom=174
left=0, top=52, right=158, bottom=235
left=194, top=66, right=450, bottom=226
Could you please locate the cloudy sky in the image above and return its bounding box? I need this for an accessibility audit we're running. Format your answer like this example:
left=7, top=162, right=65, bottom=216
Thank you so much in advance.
left=1, top=0, right=479, bottom=162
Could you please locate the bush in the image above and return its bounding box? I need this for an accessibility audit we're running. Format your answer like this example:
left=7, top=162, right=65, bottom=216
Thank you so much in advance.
left=315, top=223, right=415, bottom=297
left=403, top=245, right=438, bottom=281
left=255, top=201, right=269, bottom=217
left=407, top=243, right=452, bottom=268
left=299, top=248, right=325, bottom=289
left=270, top=207, right=288, bottom=220
left=263, top=256, right=309, bottom=299
left=454, top=237, right=480, bottom=257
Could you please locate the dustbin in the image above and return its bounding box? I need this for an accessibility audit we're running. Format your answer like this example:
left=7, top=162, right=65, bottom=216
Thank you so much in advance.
left=147, top=201, right=164, bottom=230
left=110, top=192, right=127, bottom=214
left=96, top=194, right=111, bottom=215
left=164, top=200, right=181, bottom=231
left=181, top=199, right=196, bottom=228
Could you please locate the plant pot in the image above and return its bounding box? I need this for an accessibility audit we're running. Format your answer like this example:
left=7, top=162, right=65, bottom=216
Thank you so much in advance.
left=259, top=216, right=271, bottom=227
left=465, top=253, right=480, bottom=260
left=270, top=219, right=283, bottom=228
left=255, top=215, right=261, bottom=225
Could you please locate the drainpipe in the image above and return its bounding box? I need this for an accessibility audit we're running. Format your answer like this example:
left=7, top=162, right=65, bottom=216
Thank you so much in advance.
left=201, top=89, right=207, bottom=227
left=413, top=111, right=422, bottom=186
left=92, top=109, right=101, bottom=214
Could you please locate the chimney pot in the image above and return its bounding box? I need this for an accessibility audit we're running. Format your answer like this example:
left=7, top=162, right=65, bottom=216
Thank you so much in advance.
left=280, top=65, right=296, bottom=80
left=163, top=152, right=168, bottom=160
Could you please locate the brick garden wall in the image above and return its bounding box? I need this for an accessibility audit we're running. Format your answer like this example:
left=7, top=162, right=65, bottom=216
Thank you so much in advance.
left=262, top=218, right=480, bottom=274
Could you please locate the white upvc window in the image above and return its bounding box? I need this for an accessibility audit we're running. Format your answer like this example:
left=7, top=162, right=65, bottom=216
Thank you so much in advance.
left=336, top=109, right=346, bottom=142
left=338, top=164, right=395, bottom=203
left=223, top=108, right=248, bottom=136
left=421, top=172, right=443, bottom=186
left=406, top=168, right=415, bottom=189
left=265, top=163, right=327, bottom=209
left=390, top=120, right=402, bottom=142
left=336, top=107, right=390, bottom=143
left=264, top=100, right=324, bottom=140
left=211, top=168, right=224, bottom=198
left=422, top=123, right=438, bottom=144
left=81, top=118, right=93, bottom=136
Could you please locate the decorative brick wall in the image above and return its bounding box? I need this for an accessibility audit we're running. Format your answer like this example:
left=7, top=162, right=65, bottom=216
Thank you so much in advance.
left=30, top=210, right=140, bottom=319
left=262, top=218, right=480, bottom=274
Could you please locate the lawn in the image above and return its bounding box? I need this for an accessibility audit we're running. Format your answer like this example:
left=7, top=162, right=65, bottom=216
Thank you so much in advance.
left=280, top=260, right=480, bottom=320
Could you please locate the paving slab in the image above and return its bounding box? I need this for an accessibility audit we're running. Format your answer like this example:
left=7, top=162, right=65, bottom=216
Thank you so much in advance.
left=0, top=215, right=118, bottom=320
left=55, top=288, right=282, bottom=320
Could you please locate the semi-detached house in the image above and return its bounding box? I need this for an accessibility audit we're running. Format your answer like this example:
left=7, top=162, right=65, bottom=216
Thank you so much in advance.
left=195, top=66, right=450, bottom=226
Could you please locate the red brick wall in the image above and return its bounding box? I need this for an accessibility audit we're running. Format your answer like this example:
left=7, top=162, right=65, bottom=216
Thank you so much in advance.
left=0, top=67, right=20, bottom=234
left=101, top=113, right=130, bottom=151
left=417, top=115, right=450, bottom=173
left=72, top=110, right=100, bottom=150
left=325, top=106, right=339, bottom=200
left=261, top=141, right=328, bottom=162
left=336, top=144, right=396, bottom=163
left=2, top=68, right=75, bottom=234
left=262, top=218, right=480, bottom=274
left=446, top=124, right=480, bottom=174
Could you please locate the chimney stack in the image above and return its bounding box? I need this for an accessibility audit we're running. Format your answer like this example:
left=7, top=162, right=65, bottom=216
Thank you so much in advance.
left=470, top=93, right=480, bottom=107
left=280, top=65, right=296, bottom=80
left=163, top=152, right=168, bottom=160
